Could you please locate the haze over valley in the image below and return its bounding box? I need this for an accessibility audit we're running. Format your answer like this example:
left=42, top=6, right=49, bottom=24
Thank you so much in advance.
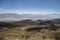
left=0, top=0, right=60, bottom=40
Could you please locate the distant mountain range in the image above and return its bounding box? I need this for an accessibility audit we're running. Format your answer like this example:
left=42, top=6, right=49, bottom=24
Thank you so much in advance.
left=0, top=13, right=60, bottom=19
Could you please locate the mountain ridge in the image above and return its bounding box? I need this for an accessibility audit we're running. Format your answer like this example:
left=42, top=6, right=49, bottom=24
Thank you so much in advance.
left=0, top=13, right=60, bottom=18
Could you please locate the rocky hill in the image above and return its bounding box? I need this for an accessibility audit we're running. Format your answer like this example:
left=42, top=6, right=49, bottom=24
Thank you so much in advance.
left=0, top=19, right=60, bottom=40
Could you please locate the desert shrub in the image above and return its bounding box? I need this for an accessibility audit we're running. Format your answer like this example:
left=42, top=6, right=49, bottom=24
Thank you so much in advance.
left=55, top=32, right=60, bottom=40
left=0, top=22, right=17, bottom=28
left=36, top=19, right=42, bottom=24
left=26, top=27, right=41, bottom=32
left=46, top=26, right=59, bottom=31
left=0, top=37, right=4, bottom=40
left=20, top=19, right=35, bottom=24
left=37, top=20, right=55, bottom=28
left=15, top=19, right=37, bottom=27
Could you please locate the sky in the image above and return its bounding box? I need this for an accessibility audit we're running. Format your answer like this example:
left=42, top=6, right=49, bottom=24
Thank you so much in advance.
left=0, top=0, right=60, bottom=14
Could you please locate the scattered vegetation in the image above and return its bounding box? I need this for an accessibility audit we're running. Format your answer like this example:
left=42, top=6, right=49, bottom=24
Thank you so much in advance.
left=26, top=27, right=42, bottom=32
left=0, top=19, right=60, bottom=40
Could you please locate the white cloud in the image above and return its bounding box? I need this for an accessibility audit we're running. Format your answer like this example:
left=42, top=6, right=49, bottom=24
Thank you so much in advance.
left=0, top=8, right=60, bottom=14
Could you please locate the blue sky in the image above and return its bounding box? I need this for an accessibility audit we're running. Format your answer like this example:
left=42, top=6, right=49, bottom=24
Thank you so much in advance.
left=0, top=0, right=60, bottom=14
